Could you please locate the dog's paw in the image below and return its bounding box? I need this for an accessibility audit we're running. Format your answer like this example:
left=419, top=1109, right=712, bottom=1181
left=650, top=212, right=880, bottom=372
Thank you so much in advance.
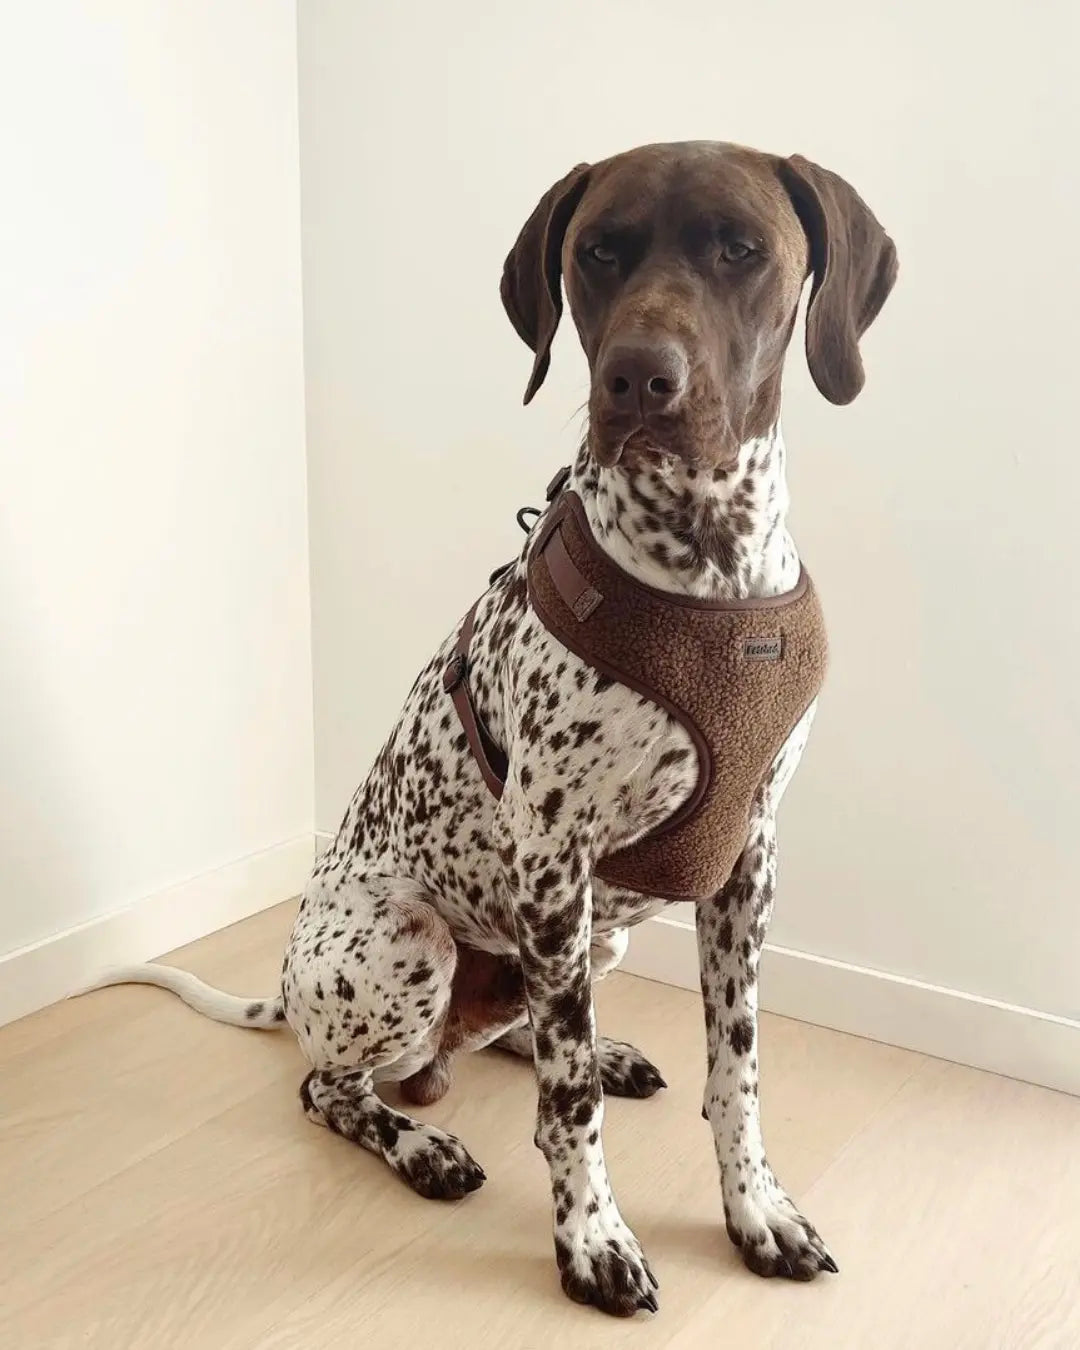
left=724, top=1179, right=837, bottom=1280
left=555, top=1212, right=659, bottom=1316
left=597, top=1038, right=667, bottom=1099
left=388, top=1123, right=486, bottom=1201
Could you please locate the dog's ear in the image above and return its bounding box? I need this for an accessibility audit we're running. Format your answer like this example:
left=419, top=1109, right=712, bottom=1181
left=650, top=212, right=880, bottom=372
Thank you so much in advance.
left=500, top=163, right=592, bottom=404
left=778, top=155, right=898, bottom=405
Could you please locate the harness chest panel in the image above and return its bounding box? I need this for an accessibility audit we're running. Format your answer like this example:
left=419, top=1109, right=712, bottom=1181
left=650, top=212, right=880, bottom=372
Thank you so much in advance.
left=446, top=480, right=828, bottom=903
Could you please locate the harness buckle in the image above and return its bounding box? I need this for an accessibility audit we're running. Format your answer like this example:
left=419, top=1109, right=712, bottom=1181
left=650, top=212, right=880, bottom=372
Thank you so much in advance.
left=545, top=465, right=571, bottom=501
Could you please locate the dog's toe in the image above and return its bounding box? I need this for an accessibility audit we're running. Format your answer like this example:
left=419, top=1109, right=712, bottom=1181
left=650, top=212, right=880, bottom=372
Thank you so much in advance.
left=556, top=1218, right=658, bottom=1317
left=725, top=1183, right=837, bottom=1281
left=597, top=1038, right=667, bottom=1099
left=390, top=1124, right=486, bottom=1201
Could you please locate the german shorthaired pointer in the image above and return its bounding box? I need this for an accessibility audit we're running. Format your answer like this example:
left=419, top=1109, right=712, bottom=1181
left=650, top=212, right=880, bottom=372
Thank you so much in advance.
left=92, top=141, right=896, bottom=1317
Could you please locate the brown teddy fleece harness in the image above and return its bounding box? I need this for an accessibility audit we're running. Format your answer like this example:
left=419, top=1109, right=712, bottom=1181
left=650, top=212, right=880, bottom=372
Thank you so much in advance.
left=444, top=468, right=828, bottom=902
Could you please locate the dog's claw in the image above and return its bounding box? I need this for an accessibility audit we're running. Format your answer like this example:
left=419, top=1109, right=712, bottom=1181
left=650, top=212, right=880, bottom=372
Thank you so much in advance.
left=598, top=1040, right=667, bottom=1099
left=556, top=1222, right=656, bottom=1317
left=389, top=1126, right=487, bottom=1201
left=726, top=1185, right=837, bottom=1282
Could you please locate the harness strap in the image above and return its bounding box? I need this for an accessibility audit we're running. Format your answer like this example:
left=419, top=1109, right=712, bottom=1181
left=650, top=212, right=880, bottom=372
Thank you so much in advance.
left=444, top=467, right=572, bottom=798
left=442, top=601, right=508, bottom=798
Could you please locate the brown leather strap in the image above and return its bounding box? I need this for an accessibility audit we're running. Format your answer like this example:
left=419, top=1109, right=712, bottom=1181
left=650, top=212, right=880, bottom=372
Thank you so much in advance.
left=542, top=525, right=603, bottom=620
left=443, top=602, right=508, bottom=798
left=443, top=468, right=573, bottom=799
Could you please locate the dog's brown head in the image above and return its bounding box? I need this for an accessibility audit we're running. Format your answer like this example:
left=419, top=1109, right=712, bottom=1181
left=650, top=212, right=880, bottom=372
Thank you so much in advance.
left=501, top=141, right=897, bottom=470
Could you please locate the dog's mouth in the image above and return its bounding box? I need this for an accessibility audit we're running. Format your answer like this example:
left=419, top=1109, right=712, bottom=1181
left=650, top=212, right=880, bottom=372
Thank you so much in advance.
left=612, top=427, right=653, bottom=457
left=589, top=417, right=685, bottom=469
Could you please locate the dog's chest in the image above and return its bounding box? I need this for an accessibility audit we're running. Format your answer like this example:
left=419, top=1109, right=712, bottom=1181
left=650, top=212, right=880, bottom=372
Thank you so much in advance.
left=327, top=567, right=699, bottom=940
left=590, top=882, right=672, bottom=931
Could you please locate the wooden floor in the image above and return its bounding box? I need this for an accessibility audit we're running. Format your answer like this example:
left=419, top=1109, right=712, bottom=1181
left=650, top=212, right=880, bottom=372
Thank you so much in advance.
left=2, top=904, right=1079, bottom=1350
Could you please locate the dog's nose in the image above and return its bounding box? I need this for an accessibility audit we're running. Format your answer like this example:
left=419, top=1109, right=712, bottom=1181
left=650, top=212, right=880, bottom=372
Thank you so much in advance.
left=600, top=338, right=689, bottom=416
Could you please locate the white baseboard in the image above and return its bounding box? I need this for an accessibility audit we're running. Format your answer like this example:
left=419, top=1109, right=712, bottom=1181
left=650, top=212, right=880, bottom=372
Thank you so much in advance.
left=621, top=915, right=1080, bottom=1099
left=15, top=837, right=1074, bottom=1097
left=0, top=835, right=315, bottom=1028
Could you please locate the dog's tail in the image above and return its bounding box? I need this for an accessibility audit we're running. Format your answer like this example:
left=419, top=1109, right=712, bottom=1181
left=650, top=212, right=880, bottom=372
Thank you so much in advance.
left=78, top=964, right=286, bottom=1029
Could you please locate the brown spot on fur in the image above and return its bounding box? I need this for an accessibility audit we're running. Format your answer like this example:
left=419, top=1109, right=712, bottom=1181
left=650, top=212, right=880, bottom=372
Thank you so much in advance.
left=729, top=1015, right=754, bottom=1055
left=540, top=788, right=564, bottom=828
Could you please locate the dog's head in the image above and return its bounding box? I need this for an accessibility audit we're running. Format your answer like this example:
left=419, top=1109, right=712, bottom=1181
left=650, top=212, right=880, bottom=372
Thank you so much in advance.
left=501, top=141, right=897, bottom=470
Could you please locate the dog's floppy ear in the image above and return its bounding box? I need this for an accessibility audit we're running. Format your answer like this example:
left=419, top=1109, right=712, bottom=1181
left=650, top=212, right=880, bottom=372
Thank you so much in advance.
left=500, top=163, right=591, bottom=404
left=778, top=155, right=898, bottom=405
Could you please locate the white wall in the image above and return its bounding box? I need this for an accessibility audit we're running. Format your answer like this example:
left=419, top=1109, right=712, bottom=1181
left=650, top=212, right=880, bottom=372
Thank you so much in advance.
left=298, top=0, right=1080, bottom=1028
left=1, top=3, right=313, bottom=964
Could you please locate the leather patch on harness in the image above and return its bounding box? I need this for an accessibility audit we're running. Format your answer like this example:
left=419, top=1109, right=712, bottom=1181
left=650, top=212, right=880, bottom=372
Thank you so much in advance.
left=542, top=524, right=603, bottom=621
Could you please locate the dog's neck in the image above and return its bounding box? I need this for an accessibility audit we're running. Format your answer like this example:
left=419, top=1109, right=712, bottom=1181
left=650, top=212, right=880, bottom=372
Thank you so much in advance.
left=568, top=424, right=800, bottom=602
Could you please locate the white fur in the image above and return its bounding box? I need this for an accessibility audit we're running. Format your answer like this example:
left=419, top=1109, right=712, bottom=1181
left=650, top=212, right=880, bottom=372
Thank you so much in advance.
left=78, top=963, right=283, bottom=1028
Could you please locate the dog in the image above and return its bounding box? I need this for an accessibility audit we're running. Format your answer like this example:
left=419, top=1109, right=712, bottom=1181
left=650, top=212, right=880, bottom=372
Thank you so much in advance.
left=93, top=141, right=896, bottom=1317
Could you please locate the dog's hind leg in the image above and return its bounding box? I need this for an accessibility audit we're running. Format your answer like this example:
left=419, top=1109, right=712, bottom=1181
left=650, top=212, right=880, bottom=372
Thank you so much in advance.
left=284, top=872, right=485, bottom=1200
left=494, top=1026, right=666, bottom=1098
left=299, top=1066, right=485, bottom=1199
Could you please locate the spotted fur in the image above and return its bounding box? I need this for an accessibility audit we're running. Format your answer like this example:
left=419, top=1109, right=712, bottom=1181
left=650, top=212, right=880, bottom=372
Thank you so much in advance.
left=90, top=429, right=833, bottom=1314
left=279, top=427, right=833, bottom=1313
left=82, top=136, right=902, bottom=1318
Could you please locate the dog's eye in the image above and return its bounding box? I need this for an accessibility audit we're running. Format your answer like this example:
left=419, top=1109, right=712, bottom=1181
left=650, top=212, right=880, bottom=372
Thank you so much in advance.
left=585, top=243, right=618, bottom=266
left=719, top=240, right=756, bottom=264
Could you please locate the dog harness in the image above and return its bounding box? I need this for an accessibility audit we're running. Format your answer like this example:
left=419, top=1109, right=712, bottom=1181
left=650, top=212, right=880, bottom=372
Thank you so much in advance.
left=444, top=467, right=828, bottom=902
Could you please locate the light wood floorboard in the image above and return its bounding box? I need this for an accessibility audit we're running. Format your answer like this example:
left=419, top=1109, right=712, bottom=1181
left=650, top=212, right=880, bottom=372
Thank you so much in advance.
left=1, top=902, right=1077, bottom=1349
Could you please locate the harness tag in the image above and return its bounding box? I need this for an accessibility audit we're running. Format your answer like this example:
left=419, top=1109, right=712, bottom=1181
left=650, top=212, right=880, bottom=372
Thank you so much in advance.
left=743, top=636, right=783, bottom=662
left=571, top=587, right=602, bottom=621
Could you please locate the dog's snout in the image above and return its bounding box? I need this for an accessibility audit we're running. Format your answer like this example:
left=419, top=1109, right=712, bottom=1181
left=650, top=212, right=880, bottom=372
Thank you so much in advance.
left=600, top=339, right=689, bottom=416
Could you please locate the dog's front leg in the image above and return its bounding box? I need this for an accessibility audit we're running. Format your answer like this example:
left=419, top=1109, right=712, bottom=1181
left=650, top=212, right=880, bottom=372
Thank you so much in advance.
left=495, top=799, right=658, bottom=1317
left=696, top=806, right=838, bottom=1281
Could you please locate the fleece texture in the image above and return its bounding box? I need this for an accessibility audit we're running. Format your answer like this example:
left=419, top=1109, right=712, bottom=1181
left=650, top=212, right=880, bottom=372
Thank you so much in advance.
left=527, top=489, right=828, bottom=901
